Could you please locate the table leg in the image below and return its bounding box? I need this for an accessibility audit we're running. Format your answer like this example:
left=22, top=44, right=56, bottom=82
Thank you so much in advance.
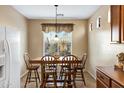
left=41, top=64, right=45, bottom=82
left=68, top=64, right=72, bottom=88
left=40, top=64, right=45, bottom=87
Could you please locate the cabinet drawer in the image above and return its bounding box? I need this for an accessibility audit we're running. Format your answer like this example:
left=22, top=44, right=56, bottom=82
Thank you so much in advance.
left=111, top=80, right=123, bottom=88
left=97, top=71, right=110, bottom=87
left=97, top=78, right=108, bottom=88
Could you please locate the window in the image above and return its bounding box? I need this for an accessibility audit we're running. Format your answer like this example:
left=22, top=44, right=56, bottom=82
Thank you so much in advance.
left=43, top=31, right=72, bottom=56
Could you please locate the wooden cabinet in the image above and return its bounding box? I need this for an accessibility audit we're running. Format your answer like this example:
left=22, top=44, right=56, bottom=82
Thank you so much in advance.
left=97, top=78, right=108, bottom=88
left=96, top=66, right=124, bottom=88
left=111, top=80, right=122, bottom=88
left=111, top=5, right=121, bottom=43
left=111, top=5, right=124, bottom=43
left=121, top=5, right=124, bottom=43
left=97, top=70, right=110, bottom=87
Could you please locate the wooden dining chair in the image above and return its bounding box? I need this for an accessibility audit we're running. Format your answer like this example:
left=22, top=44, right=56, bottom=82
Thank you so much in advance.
left=40, top=55, right=58, bottom=88
left=61, top=55, right=79, bottom=88
left=75, top=53, right=87, bottom=86
left=59, top=60, right=69, bottom=80
left=24, top=53, right=40, bottom=88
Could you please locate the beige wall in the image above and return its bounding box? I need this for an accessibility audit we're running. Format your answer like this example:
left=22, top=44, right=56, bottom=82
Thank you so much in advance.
left=28, top=19, right=88, bottom=59
left=87, top=5, right=124, bottom=78
left=0, top=6, right=28, bottom=75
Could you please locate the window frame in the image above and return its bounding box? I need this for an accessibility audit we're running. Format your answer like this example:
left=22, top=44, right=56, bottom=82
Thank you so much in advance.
left=43, top=31, right=72, bottom=56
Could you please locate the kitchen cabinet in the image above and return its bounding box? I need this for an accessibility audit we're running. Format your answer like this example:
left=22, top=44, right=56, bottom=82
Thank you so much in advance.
left=111, top=5, right=121, bottom=43
left=96, top=70, right=110, bottom=88
left=121, top=5, right=124, bottom=43
left=96, top=66, right=124, bottom=88
left=111, top=5, right=124, bottom=43
left=111, top=80, right=122, bottom=88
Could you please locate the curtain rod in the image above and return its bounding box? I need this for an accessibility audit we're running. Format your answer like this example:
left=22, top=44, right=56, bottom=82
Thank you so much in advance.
left=41, top=23, right=75, bottom=25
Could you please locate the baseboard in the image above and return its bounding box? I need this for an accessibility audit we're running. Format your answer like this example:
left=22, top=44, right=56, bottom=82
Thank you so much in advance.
left=85, top=70, right=96, bottom=80
left=20, top=71, right=28, bottom=79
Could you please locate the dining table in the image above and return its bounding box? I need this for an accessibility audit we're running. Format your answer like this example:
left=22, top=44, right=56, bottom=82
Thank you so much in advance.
left=29, top=57, right=82, bottom=87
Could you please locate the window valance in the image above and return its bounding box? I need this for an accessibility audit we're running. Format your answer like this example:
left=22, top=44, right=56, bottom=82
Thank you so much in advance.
left=41, top=23, right=74, bottom=33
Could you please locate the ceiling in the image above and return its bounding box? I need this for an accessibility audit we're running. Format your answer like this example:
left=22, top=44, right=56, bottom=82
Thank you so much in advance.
left=12, top=5, right=100, bottom=19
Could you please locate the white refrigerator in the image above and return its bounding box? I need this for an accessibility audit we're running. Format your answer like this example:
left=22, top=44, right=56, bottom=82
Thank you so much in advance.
left=0, top=25, right=20, bottom=88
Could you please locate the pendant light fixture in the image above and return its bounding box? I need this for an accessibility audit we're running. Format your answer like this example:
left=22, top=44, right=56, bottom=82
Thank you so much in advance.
left=54, top=5, right=58, bottom=39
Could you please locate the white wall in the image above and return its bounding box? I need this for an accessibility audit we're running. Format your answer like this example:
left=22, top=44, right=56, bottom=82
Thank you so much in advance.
left=87, top=5, right=124, bottom=78
left=0, top=6, right=28, bottom=75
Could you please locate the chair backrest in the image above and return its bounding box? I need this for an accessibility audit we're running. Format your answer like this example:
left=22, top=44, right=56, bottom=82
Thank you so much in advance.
left=62, top=55, right=78, bottom=69
left=81, top=53, right=87, bottom=69
left=24, top=53, right=32, bottom=69
left=41, top=55, right=56, bottom=61
left=41, top=55, right=56, bottom=71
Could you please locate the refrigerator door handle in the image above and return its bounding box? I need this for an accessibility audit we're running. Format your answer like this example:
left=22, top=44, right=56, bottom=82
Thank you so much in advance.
left=2, top=40, right=5, bottom=53
left=4, top=39, right=11, bottom=88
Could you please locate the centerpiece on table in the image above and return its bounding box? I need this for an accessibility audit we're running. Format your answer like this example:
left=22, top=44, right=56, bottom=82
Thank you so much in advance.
left=53, top=52, right=60, bottom=60
left=115, top=52, right=124, bottom=70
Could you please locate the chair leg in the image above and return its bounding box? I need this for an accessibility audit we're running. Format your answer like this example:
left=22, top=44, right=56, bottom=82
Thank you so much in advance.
left=41, top=78, right=46, bottom=88
left=73, top=73, right=76, bottom=88
left=34, top=70, right=38, bottom=88
left=59, top=67, right=63, bottom=79
left=24, top=71, right=30, bottom=88
left=40, top=73, right=45, bottom=88
left=29, top=70, right=32, bottom=83
left=43, top=74, right=49, bottom=88
left=40, top=82, right=44, bottom=88
left=53, top=73, right=57, bottom=88
left=81, top=69, right=86, bottom=86
left=63, top=74, right=67, bottom=88
left=55, top=67, right=58, bottom=79
left=36, top=69, right=40, bottom=82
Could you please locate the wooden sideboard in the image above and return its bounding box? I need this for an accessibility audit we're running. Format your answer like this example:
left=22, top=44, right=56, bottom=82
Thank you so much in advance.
left=96, top=66, right=124, bottom=88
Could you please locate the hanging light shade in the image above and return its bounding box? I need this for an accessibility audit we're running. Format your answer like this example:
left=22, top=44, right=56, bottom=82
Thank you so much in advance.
left=54, top=5, right=59, bottom=41
left=55, top=5, right=58, bottom=32
left=41, top=5, right=74, bottom=33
